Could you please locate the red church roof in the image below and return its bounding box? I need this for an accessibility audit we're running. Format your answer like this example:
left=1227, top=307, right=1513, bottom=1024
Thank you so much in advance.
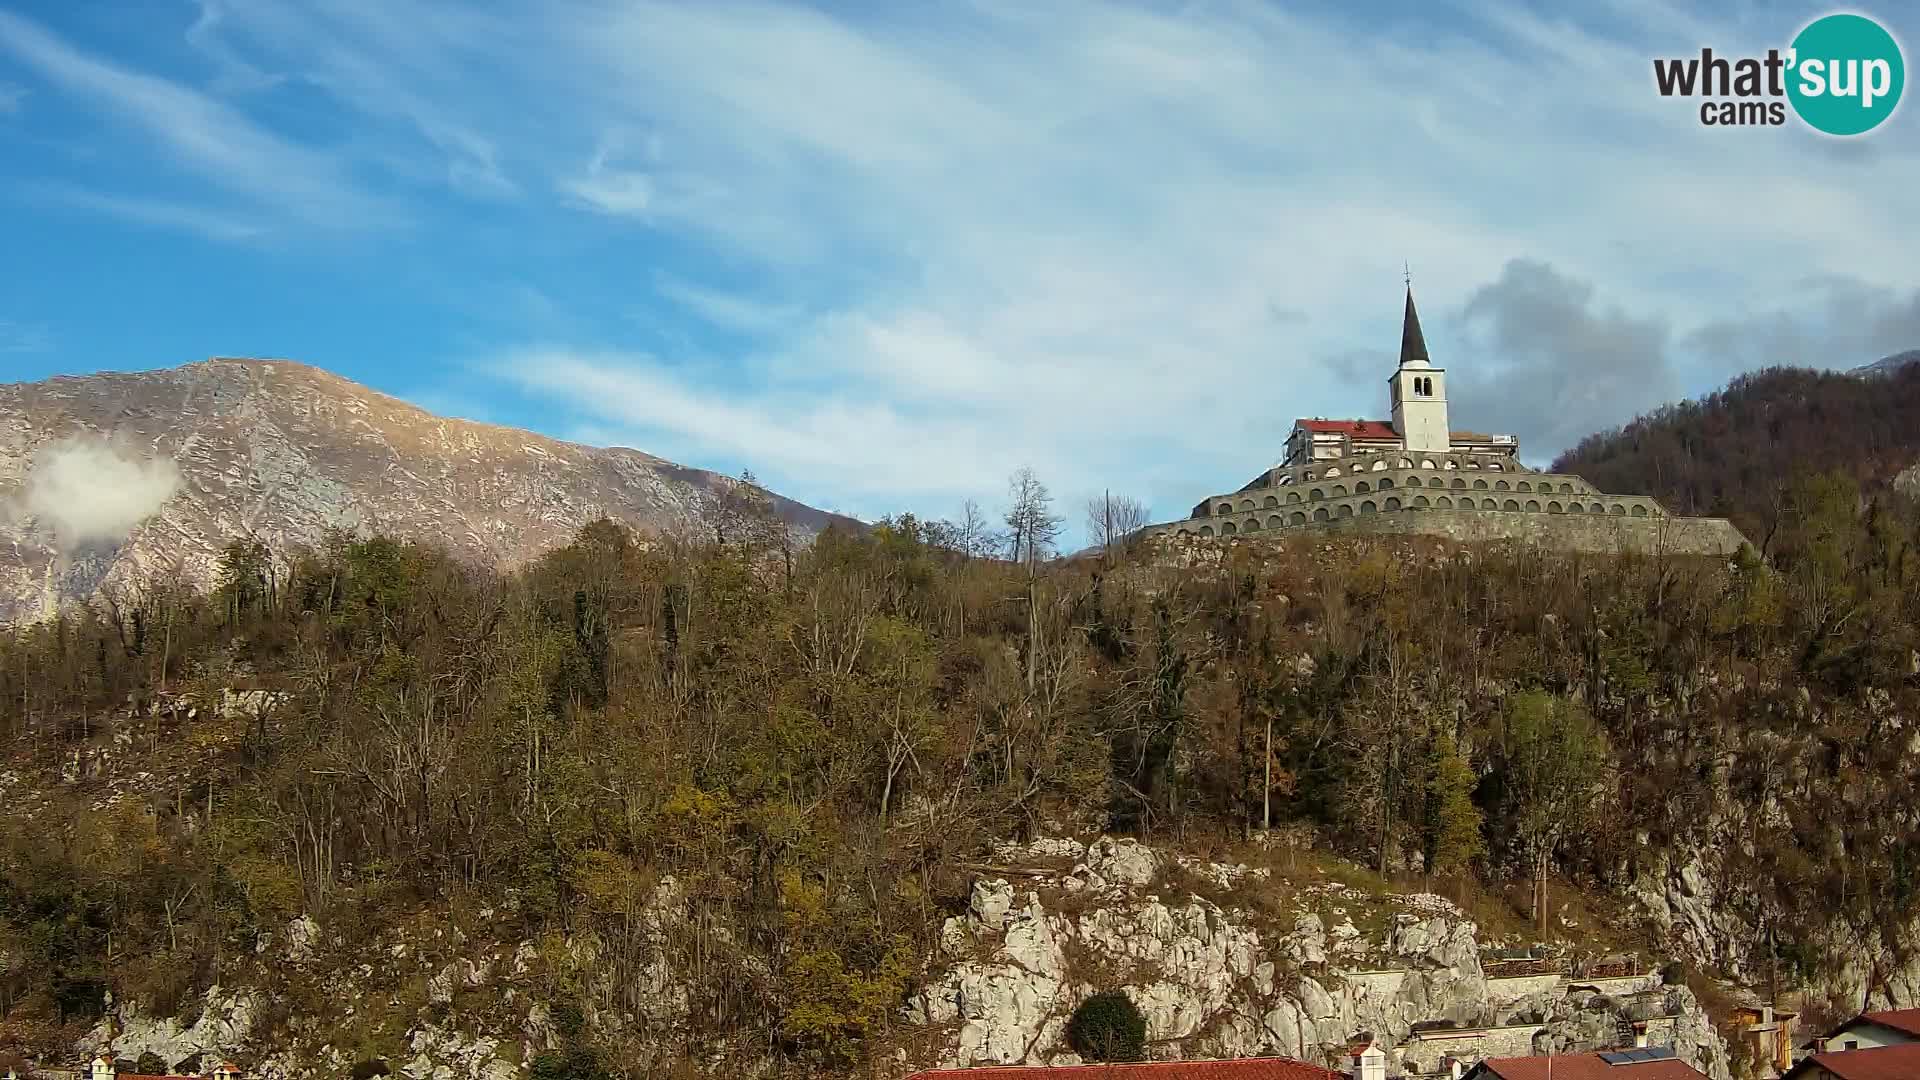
left=1294, top=418, right=1400, bottom=440
left=906, top=1058, right=1341, bottom=1080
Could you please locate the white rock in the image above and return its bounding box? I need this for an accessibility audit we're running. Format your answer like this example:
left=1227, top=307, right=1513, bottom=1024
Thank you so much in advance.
left=286, top=915, right=320, bottom=963
left=1081, top=837, right=1159, bottom=888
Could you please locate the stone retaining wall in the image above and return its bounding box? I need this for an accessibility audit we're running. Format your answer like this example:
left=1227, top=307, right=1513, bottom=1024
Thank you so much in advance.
left=1144, top=507, right=1747, bottom=557
left=1485, top=973, right=1567, bottom=1006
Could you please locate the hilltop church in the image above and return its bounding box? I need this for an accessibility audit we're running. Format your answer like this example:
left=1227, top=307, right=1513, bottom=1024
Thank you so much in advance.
left=1142, top=288, right=1748, bottom=555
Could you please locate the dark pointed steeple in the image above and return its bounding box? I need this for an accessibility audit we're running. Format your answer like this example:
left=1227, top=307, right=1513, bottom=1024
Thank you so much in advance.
left=1399, top=286, right=1431, bottom=368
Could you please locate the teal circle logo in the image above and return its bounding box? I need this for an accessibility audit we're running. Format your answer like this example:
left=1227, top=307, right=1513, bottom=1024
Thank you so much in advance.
left=1787, top=13, right=1904, bottom=136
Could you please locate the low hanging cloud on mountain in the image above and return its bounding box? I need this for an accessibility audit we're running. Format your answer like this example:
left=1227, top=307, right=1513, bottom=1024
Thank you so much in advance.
left=9, top=435, right=181, bottom=552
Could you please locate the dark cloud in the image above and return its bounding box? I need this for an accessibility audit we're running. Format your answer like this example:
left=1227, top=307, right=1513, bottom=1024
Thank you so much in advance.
left=1444, top=259, right=1677, bottom=461
left=1685, top=276, right=1920, bottom=377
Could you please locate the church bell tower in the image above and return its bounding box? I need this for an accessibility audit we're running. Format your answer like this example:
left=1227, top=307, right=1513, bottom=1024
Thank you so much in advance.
left=1389, top=286, right=1449, bottom=453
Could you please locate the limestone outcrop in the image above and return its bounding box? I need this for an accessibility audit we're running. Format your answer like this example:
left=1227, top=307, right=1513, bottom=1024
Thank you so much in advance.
left=907, top=836, right=1731, bottom=1079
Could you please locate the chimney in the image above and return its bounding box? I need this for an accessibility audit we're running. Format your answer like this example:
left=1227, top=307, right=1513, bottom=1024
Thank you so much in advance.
left=90, top=1057, right=115, bottom=1080
left=1635, top=1030, right=1650, bottom=1049
left=1352, top=1042, right=1387, bottom=1080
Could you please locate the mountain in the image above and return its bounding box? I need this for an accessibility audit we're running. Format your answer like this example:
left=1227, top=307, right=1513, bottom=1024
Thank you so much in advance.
left=1854, top=348, right=1920, bottom=376
left=1551, top=360, right=1920, bottom=545
left=0, top=358, right=857, bottom=623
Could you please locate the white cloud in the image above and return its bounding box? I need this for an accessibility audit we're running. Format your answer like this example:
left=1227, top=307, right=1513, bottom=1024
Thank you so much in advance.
left=653, top=275, right=803, bottom=337
left=8, top=0, right=1917, bottom=532
left=0, top=9, right=395, bottom=230
left=179, top=0, right=518, bottom=197
left=6, top=435, right=181, bottom=552
left=25, top=184, right=268, bottom=243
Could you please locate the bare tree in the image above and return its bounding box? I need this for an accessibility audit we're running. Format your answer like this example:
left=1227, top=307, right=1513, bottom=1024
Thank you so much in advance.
left=1085, top=491, right=1149, bottom=561
left=953, top=499, right=1000, bottom=560
left=1004, top=468, right=1063, bottom=702
left=1004, top=468, right=1062, bottom=569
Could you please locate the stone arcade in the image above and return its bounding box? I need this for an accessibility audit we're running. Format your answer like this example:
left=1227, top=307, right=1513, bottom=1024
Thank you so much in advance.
left=1141, top=289, right=1749, bottom=556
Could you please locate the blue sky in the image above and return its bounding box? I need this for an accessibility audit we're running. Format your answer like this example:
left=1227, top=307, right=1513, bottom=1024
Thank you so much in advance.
left=2, top=0, right=1917, bottom=532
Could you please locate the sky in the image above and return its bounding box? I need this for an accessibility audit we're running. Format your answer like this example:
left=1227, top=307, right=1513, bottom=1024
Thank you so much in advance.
left=2, top=0, right=1918, bottom=537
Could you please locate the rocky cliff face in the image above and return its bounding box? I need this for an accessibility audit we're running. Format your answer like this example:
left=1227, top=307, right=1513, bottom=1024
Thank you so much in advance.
left=0, top=359, right=855, bottom=623
left=906, top=837, right=1730, bottom=1079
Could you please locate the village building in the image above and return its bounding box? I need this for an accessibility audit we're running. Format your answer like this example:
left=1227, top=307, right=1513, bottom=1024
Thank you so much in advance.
left=1723, top=1000, right=1799, bottom=1077
left=1781, top=1040, right=1920, bottom=1079
left=1803, top=1009, right=1920, bottom=1054
left=904, top=1056, right=1342, bottom=1080
left=1460, top=1048, right=1708, bottom=1080
left=1139, top=288, right=1748, bottom=556
left=7, top=1058, right=250, bottom=1080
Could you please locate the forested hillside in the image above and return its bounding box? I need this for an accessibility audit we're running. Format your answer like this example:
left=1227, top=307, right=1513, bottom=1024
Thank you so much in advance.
left=0, top=470, right=1917, bottom=1077
left=1552, top=362, right=1920, bottom=546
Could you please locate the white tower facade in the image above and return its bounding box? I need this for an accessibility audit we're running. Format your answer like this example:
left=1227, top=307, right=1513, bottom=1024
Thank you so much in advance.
left=1389, top=287, right=1450, bottom=453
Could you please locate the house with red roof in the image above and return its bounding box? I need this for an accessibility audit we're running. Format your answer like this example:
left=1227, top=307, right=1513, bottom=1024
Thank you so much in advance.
left=1460, top=1048, right=1708, bottom=1080
left=1805, top=1009, right=1920, bottom=1055
left=903, top=1051, right=1351, bottom=1080
left=1782, top=1040, right=1920, bottom=1079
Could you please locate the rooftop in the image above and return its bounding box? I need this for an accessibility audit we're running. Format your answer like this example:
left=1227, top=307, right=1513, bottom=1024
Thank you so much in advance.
left=1788, top=1042, right=1920, bottom=1079
left=1295, top=418, right=1401, bottom=439
left=1857, top=1008, right=1920, bottom=1037
left=1470, top=1049, right=1705, bottom=1080
left=905, top=1058, right=1341, bottom=1080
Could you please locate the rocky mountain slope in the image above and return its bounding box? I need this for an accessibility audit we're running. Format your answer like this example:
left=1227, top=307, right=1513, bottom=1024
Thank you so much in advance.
left=0, top=359, right=855, bottom=623
left=1854, top=348, right=1920, bottom=376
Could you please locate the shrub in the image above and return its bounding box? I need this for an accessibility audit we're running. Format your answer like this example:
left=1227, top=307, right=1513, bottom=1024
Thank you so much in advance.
left=1067, top=990, right=1147, bottom=1062
left=350, top=1060, right=391, bottom=1080
left=136, top=1054, right=168, bottom=1076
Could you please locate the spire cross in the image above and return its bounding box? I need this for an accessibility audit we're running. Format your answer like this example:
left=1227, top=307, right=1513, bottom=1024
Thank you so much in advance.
left=1404, top=262, right=1412, bottom=288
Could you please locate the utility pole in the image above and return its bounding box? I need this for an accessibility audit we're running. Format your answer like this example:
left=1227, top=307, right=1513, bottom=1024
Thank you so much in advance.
left=1263, top=711, right=1274, bottom=831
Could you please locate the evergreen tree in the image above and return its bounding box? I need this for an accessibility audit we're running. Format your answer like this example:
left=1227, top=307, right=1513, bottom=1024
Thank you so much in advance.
left=1427, top=730, right=1485, bottom=876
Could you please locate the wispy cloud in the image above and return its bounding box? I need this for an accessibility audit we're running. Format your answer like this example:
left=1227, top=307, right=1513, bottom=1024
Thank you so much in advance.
left=654, top=275, right=803, bottom=337
left=0, top=8, right=395, bottom=231
left=178, top=0, right=519, bottom=198
left=184, top=0, right=286, bottom=95
left=23, top=184, right=268, bottom=243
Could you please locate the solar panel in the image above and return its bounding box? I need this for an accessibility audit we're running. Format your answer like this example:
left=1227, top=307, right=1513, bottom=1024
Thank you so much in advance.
left=1599, top=1047, right=1678, bottom=1066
